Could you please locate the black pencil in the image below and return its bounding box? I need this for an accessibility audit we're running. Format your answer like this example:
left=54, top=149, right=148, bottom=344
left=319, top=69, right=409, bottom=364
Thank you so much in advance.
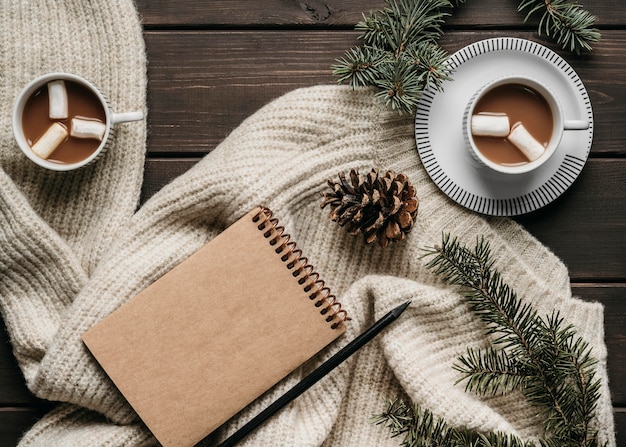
left=214, top=300, right=412, bottom=447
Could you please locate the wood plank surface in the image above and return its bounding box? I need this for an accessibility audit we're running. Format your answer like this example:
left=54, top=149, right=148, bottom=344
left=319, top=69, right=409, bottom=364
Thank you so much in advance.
left=145, top=30, right=626, bottom=155
left=0, top=407, right=55, bottom=447
left=141, top=158, right=625, bottom=280
left=1, top=1, right=623, bottom=445
left=135, top=0, right=626, bottom=27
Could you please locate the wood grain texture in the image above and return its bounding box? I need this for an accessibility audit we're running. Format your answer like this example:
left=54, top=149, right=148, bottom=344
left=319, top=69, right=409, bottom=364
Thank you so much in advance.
left=1, top=1, right=623, bottom=445
left=0, top=326, right=39, bottom=405
left=515, top=159, right=626, bottom=281
left=145, top=30, right=626, bottom=155
left=139, top=159, right=626, bottom=281
left=135, top=0, right=625, bottom=27
left=0, top=407, right=55, bottom=447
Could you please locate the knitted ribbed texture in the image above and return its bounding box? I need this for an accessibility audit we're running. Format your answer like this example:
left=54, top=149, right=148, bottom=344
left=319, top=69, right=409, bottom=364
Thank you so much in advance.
left=0, top=0, right=147, bottom=274
left=0, top=2, right=615, bottom=446
left=0, top=0, right=147, bottom=445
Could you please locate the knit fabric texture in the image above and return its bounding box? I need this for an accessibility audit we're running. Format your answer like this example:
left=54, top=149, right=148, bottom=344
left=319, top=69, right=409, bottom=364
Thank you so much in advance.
left=0, top=1, right=615, bottom=446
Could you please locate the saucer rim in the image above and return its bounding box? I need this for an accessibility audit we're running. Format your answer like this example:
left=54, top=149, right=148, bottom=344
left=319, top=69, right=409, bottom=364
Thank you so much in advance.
left=415, top=37, right=594, bottom=216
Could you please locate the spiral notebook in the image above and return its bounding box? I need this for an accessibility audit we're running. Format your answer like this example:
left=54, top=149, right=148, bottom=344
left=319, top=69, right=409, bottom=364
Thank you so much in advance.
left=82, top=207, right=348, bottom=447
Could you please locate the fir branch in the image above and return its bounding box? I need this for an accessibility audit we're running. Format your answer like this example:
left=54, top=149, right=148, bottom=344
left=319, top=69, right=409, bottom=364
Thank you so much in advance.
left=333, top=0, right=600, bottom=114
left=374, top=234, right=605, bottom=447
left=372, top=48, right=449, bottom=113
left=518, top=0, right=601, bottom=54
left=357, top=0, right=452, bottom=53
left=331, top=0, right=455, bottom=114
left=332, top=46, right=390, bottom=88
left=373, top=398, right=536, bottom=447
left=406, top=41, right=452, bottom=91
left=453, top=346, right=528, bottom=396
left=372, top=398, right=454, bottom=446
left=421, top=234, right=603, bottom=446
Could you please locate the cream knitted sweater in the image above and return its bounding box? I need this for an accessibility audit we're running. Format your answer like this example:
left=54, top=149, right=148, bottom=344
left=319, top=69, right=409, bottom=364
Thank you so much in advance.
left=0, top=1, right=615, bottom=446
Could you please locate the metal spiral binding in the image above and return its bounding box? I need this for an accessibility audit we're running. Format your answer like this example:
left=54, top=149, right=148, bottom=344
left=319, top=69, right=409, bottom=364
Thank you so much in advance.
left=252, top=207, right=349, bottom=329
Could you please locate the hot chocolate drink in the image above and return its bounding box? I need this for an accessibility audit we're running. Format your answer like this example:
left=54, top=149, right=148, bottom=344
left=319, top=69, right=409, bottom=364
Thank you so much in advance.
left=22, top=80, right=107, bottom=164
left=471, top=83, right=553, bottom=166
left=13, top=73, right=144, bottom=171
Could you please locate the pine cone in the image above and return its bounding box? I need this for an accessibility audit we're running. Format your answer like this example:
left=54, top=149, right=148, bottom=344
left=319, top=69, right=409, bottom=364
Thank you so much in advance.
left=320, top=168, right=419, bottom=247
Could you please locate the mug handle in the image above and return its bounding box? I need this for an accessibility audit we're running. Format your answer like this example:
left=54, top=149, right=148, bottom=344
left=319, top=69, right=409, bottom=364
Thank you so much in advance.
left=564, top=119, right=589, bottom=130
left=111, top=111, right=144, bottom=125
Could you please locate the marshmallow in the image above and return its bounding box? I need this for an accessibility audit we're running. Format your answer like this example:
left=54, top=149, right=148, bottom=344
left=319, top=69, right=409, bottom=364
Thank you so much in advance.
left=31, top=122, right=68, bottom=159
left=71, top=118, right=106, bottom=140
left=507, top=123, right=546, bottom=162
left=48, top=80, right=68, bottom=119
left=471, top=113, right=510, bottom=137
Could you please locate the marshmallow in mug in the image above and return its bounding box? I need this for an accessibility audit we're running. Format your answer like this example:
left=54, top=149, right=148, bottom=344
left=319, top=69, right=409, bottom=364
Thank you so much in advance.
left=30, top=80, right=109, bottom=159
left=465, top=75, right=589, bottom=175
left=47, top=80, right=69, bottom=120
left=470, top=113, right=546, bottom=162
left=13, top=73, right=144, bottom=171
left=470, top=113, right=510, bottom=138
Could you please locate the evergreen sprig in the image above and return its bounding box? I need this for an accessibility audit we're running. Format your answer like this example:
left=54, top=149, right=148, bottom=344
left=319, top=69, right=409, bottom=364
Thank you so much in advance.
left=373, top=398, right=535, bottom=447
left=332, top=0, right=456, bottom=114
left=374, top=234, right=605, bottom=447
left=333, top=0, right=600, bottom=114
left=519, top=0, right=601, bottom=54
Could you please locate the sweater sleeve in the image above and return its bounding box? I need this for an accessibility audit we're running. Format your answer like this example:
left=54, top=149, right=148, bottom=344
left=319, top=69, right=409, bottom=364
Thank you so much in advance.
left=0, top=168, right=88, bottom=385
left=0, top=0, right=147, bottom=440
left=17, top=404, right=154, bottom=447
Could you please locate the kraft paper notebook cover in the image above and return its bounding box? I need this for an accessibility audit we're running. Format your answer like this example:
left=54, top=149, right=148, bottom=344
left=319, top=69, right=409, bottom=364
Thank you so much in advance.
left=82, top=207, right=348, bottom=447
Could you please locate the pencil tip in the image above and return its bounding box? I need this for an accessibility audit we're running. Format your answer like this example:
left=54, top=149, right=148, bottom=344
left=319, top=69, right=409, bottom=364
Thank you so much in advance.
left=392, top=300, right=411, bottom=317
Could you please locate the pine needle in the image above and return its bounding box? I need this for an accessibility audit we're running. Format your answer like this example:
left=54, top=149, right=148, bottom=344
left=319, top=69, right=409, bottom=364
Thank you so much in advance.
left=333, top=0, right=600, bottom=114
left=332, top=0, right=455, bottom=114
left=374, top=234, right=605, bottom=447
left=518, top=0, right=601, bottom=54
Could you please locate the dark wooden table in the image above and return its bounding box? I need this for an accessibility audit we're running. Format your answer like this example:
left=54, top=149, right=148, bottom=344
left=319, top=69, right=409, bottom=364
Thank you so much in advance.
left=1, top=1, right=624, bottom=445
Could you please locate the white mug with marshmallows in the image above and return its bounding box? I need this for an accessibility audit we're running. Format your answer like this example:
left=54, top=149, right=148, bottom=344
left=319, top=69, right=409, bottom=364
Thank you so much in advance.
left=464, top=75, right=589, bottom=175
left=12, top=72, right=144, bottom=171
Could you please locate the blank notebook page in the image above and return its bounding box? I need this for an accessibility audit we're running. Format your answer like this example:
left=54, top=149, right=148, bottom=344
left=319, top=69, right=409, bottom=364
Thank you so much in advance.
left=82, top=207, right=347, bottom=447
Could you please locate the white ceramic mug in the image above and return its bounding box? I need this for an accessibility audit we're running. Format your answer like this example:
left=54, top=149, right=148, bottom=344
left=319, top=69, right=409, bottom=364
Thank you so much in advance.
left=464, top=75, right=589, bottom=175
left=12, top=72, right=144, bottom=171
